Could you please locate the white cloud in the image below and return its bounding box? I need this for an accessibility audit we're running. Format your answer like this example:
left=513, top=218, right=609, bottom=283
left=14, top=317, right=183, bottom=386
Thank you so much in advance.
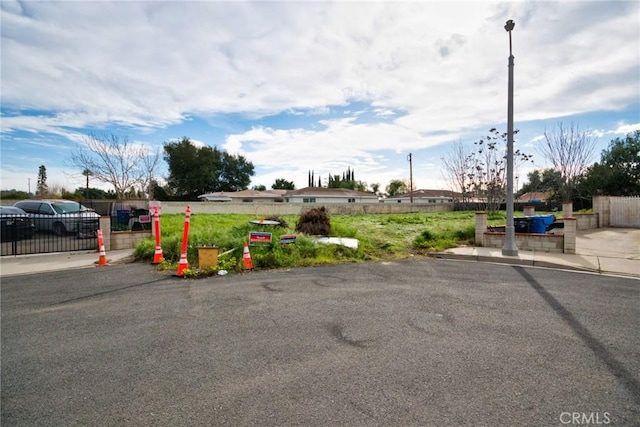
left=3, top=1, right=637, bottom=133
left=1, top=1, right=639, bottom=192
left=610, top=123, right=640, bottom=135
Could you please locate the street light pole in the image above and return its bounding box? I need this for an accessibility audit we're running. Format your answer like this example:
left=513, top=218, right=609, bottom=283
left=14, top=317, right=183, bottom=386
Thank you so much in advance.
left=502, top=19, right=518, bottom=256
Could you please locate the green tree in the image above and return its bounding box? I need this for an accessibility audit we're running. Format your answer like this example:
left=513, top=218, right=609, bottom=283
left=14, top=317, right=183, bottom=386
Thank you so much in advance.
left=272, top=179, right=295, bottom=190
left=0, top=189, right=31, bottom=199
left=252, top=184, right=267, bottom=191
left=517, top=168, right=563, bottom=199
left=578, top=130, right=640, bottom=197
left=149, top=180, right=173, bottom=201
left=36, top=165, right=48, bottom=196
left=71, top=187, right=117, bottom=199
left=163, top=137, right=254, bottom=200
left=386, top=179, right=408, bottom=197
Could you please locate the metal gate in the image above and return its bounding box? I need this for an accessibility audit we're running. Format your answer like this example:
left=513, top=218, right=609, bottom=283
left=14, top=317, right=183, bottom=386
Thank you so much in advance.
left=1, top=214, right=98, bottom=256
left=610, top=196, right=640, bottom=228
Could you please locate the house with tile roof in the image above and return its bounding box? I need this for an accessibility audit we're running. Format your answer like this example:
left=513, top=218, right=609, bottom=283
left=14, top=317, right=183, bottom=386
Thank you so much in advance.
left=282, top=187, right=379, bottom=204
left=516, top=191, right=551, bottom=204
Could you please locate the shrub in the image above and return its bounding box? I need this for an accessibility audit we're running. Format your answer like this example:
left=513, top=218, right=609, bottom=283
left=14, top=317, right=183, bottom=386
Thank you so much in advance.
left=295, top=207, right=331, bottom=236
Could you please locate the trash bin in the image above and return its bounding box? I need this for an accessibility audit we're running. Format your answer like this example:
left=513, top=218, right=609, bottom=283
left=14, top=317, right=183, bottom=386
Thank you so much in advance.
left=198, top=246, right=219, bottom=270
left=116, top=209, right=130, bottom=224
left=530, top=215, right=556, bottom=234
left=514, top=217, right=531, bottom=233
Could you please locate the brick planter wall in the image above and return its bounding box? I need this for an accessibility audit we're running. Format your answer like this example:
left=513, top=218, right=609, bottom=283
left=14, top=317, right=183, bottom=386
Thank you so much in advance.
left=475, top=211, right=576, bottom=253
left=482, top=232, right=564, bottom=253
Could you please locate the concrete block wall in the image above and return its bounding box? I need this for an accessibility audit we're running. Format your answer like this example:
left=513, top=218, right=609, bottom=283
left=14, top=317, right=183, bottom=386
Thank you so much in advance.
left=592, top=196, right=610, bottom=228
left=574, top=214, right=598, bottom=230
left=159, top=202, right=454, bottom=215
left=475, top=211, right=573, bottom=253
left=110, top=231, right=152, bottom=250
left=99, top=216, right=152, bottom=251
left=483, top=232, right=564, bottom=253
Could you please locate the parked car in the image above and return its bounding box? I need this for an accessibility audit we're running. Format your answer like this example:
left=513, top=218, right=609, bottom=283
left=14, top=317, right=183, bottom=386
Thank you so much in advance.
left=13, top=199, right=100, bottom=237
left=0, top=206, right=36, bottom=241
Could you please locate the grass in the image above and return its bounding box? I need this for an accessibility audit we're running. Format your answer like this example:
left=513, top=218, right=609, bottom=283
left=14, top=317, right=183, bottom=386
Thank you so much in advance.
left=134, top=210, right=510, bottom=276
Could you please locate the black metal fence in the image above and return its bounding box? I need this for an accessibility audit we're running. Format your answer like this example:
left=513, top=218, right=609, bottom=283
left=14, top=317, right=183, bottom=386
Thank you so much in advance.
left=1, top=214, right=98, bottom=256
left=80, top=200, right=152, bottom=232
left=1, top=199, right=153, bottom=257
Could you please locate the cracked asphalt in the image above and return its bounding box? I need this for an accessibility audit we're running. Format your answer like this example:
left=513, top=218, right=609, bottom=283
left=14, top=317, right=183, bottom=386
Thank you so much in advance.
left=2, top=259, right=639, bottom=426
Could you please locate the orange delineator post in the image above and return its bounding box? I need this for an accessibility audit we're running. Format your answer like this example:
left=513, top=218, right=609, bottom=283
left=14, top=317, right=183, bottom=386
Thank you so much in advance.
left=175, top=205, right=191, bottom=277
left=96, top=229, right=109, bottom=266
left=152, top=206, right=164, bottom=264
left=243, top=242, right=253, bottom=270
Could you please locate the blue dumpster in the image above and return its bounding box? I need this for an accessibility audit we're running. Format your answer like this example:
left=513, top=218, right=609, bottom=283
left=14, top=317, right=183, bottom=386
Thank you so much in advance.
left=529, top=215, right=555, bottom=233
left=116, top=210, right=130, bottom=227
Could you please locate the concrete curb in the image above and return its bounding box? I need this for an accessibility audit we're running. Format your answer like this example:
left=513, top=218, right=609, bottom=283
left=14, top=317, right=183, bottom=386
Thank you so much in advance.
left=429, top=252, right=599, bottom=274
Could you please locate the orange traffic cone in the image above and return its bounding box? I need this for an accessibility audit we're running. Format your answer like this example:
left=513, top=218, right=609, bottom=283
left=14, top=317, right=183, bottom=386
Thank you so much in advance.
left=96, top=229, right=109, bottom=266
left=152, top=244, right=164, bottom=264
left=243, top=243, right=253, bottom=270
left=175, top=252, right=189, bottom=277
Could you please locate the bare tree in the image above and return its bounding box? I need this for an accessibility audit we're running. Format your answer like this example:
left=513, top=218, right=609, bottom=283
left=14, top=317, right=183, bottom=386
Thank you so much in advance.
left=441, top=129, right=532, bottom=212
left=67, top=134, right=160, bottom=199
left=441, top=140, right=472, bottom=202
left=139, top=147, right=162, bottom=199
left=538, top=122, right=597, bottom=202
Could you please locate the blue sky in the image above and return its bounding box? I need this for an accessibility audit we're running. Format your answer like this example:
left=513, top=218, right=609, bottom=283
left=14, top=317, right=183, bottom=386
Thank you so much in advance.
left=1, top=1, right=639, bottom=194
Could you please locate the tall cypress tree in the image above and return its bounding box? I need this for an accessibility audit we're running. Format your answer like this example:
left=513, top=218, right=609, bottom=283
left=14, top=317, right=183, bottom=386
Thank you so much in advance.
left=36, top=165, right=48, bottom=196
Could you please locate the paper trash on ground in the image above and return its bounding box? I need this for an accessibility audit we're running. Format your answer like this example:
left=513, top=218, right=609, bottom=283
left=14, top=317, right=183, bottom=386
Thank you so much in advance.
left=314, top=237, right=359, bottom=249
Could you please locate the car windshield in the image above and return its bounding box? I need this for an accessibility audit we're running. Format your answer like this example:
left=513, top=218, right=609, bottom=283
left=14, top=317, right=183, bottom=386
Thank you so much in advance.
left=52, top=202, right=88, bottom=214
left=0, top=207, right=26, bottom=215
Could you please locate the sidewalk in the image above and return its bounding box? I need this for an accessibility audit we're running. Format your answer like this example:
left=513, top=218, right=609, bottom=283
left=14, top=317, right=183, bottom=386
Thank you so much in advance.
left=1, top=229, right=638, bottom=279
left=0, top=249, right=135, bottom=278
left=431, top=228, right=640, bottom=278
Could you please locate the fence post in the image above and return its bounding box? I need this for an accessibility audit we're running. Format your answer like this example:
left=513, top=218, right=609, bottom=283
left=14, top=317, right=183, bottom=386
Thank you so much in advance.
left=99, top=216, right=111, bottom=251
left=523, top=205, right=535, bottom=216
left=563, top=217, right=577, bottom=254
left=475, top=212, right=487, bottom=246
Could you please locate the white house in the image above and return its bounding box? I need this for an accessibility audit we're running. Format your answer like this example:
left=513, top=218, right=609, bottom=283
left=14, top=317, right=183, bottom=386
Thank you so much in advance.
left=381, top=189, right=458, bottom=204
left=283, top=187, right=379, bottom=204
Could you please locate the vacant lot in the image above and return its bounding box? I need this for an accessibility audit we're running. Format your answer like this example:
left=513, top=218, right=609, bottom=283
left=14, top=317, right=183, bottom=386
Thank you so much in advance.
left=135, top=211, right=509, bottom=272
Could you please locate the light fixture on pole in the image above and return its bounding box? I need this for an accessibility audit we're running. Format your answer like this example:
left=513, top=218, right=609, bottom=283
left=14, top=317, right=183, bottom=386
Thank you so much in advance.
left=502, top=19, right=518, bottom=256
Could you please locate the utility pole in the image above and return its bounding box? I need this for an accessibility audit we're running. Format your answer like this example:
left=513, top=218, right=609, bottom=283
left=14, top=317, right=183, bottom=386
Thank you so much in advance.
left=27, top=178, right=31, bottom=195
left=407, top=153, right=413, bottom=204
left=502, top=19, right=518, bottom=256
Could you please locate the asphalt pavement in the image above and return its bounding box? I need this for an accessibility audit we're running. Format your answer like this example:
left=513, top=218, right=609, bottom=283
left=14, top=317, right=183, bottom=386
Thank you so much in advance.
left=1, top=260, right=639, bottom=426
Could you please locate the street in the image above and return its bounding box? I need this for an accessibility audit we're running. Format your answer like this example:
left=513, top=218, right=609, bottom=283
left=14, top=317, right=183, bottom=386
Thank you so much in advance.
left=2, top=259, right=639, bottom=426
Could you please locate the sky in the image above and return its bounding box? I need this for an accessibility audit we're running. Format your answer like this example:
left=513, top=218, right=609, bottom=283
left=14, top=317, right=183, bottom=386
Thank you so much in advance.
left=1, top=0, right=639, bottom=195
